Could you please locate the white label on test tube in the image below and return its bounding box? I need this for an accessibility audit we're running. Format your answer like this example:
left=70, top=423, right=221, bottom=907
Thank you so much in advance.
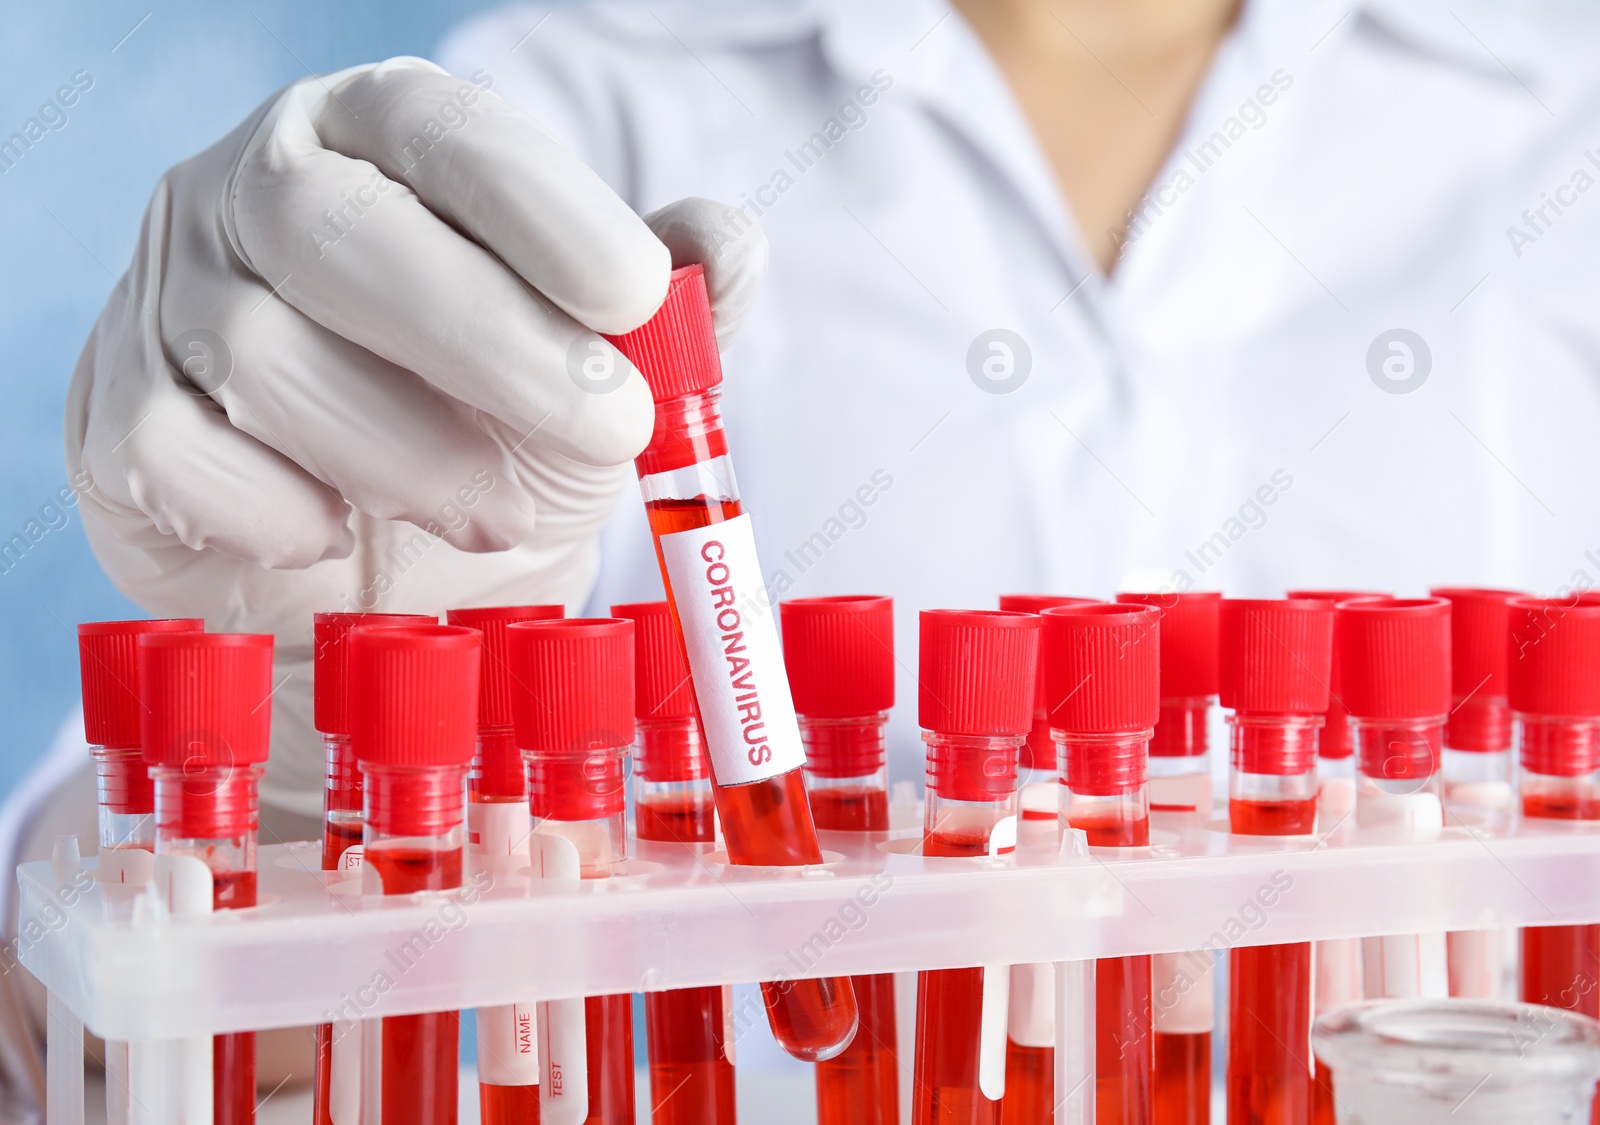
left=1152, top=951, right=1214, bottom=1034
left=1358, top=790, right=1447, bottom=998
left=978, top=964, right=1011, bottom=1101
left=1008, top=963, right=1056, bottom=1047
left=329, top=1023, right=364, bottom=1125
left=658, top=514, right=807, bottom=785
left=478, top=1003, right=540, bottom=1085
left=533, top=831, right=588, bottom=1125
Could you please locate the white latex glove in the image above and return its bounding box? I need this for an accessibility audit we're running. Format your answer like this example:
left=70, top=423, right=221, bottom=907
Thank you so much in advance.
left=64, top=57, right=767, bottom=817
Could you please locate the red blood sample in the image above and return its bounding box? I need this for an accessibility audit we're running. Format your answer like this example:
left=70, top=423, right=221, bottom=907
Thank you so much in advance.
left=583, top=993, right=638, bottom=1125
left=1000, top=1041, right=1052, bottom=1125
left=1228, top=943, right=1312, bottom=1124
left=367, top=845, right=466, bottom=1125
left=1153, top=1033, right=1209, bottom=1125
left=817, top=972, right=899, bottom=1125
left=918, top=826, right=1004, bottom=1125
left=636, top=790, right=718, bottom=842
left=810, top=786, right=891, bottom=834
left=1228, top=797, right=1316, bottom=836
left=643, top=985, right=734, bottom=1124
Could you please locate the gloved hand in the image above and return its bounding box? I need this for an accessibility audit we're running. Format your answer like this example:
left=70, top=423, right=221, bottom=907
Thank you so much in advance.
left=63, top=57, right=767, bottom=818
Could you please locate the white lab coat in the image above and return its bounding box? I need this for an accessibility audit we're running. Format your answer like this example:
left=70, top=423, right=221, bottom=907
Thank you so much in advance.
left=442, top=0, right=1600, bottom=756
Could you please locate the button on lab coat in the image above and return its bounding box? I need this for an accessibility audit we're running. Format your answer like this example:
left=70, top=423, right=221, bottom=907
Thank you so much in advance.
left=442, top=0, right=1600, bottom=736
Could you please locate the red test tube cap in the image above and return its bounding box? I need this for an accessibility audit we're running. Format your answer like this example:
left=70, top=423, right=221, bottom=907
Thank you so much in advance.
left=138, top=633, right=275, bottom=769
left=508, top=619, right=636, bottom=752
left=781, top=596, right=895, bottom=718
left=1506, top=596, right=1600, bottom=718
left=349, top=625, right=481, bottom=768
left=79, top=618, right=204, bottom=748
left=611, top=601, right=697, bottom=721
left=445, top=605, right=566, bottom=730
left=314, top=612, right=437, bottom=736
left=1041, top=603, right=1161, bottom=734
left=1430, top=587, right=1522, bottom=702
left=1336, top=597, right=1451, bottom=720
left=1116, top=591, right=1221, bottom=699
left=918, top=610, right=1038, bottom=737
left=602, top=264, right=721, bottom=403
left=1219, top=599, right=1334, bottom=714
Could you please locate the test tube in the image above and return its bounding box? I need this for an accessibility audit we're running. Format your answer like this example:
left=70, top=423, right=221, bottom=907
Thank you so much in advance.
left=77, top=618, right=203, bottom=1125
left=604, top=264, right=857, bottom=1060
left=311, top=612, right=436, bottom=1125
left=510, top=617, right=638, bottom=1123
left=447, top=605, right=565, bottom=1124
left=913, top=609, right=1038, bottom=1125
left=998, top=595, right=1096, bottom=822
left=1116, top=592, right=1220, bottom=816
left=139, top=631, right=275, bottom=1125
left=781, top=595, right=899, bottom=1125
left=1285, top=589, right=1387, bottom=825
left=613, top=600, right=737, bottom=1125
left=1219, top=598, right=1334, bottom=1125
left=1431, top=588, right=1521, bottom=805
left=1312, top=999, right=1600, bottom=1123
left=350, top=624, right=481, bottom=1125
left=1338, top=596, right=1451, bottom=1002
left=1430, top=588, right=1522, bottom=1004
left=79, top=618, right=204, bottom=861
left=1043, top=602, right=1159, bottom=1125
left=1506, top=597, right=1600, bottom=1033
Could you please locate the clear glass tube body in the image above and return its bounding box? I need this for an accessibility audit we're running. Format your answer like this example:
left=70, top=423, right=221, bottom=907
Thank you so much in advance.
left=154, top=765, right=261, bottom=1125
left=1057, top=731, right=1153, bottom=1125
left=1227, top=716, right=1319, bottom=1125
left=1148, top=697, right=1213, bottom=815
left=916, top=733, right=1019, bottom=1125
left=805, top=714, right=897, bottom=1125
left=1312, top=999, right=1600, bottom=1123
left=637, top=388, right=855, bottom=1061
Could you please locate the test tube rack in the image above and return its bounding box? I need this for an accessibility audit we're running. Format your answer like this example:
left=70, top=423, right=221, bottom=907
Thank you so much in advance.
left=18, top=799, right=1600, bottom=1124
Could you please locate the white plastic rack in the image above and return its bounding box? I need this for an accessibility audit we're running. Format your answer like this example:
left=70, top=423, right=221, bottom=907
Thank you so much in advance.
left=18, top=798, right=1600, bottom=1124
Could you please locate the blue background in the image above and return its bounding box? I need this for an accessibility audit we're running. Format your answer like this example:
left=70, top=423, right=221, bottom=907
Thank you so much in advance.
left=0, top=1, right=504, bottom=800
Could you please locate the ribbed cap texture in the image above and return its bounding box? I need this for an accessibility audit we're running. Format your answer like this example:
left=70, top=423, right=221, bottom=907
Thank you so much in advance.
left=446, top=605, right=565, bottom=729
left=1042, top=605, right=1160, bottom=733
left=1116, top=592, right=1220, bottom=697
left=138, top=633, right=275, bottom=768
left=314, top=612, right=436, bottom=735
left=79, top=618, right=204, bottom=748
left=781, top=596, right=895, bottom=717
left=349, top=625, right=480, bottom=767
left=611, top=601, right=697, bottom=721
left=1337, top=598, right=1451, bottom=720
left=1219, top=599, right=1334, bottom=714
left=1506, top=596, right=1600, bottom=717
left=509, top=619, right=636, bottom=752
left=918, top=610, right=1038, bottom=736
left=1431, top=587, right=1520, bottom=700
left=601, top=264, right=721, bottom=402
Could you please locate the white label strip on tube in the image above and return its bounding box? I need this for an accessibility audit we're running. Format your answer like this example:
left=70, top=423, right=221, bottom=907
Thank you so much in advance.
left=539, top=999, right=588, bottom=1125
left=658, top=514, right=806, bottom=785
left=328, top=1022, right=363, bottom=1125
left=978, top=964, right=1011, bottom=1101
left=1152, top=951, right=1214, bottom=1034
left=478, top=1002, right=540, bottom=1086
left=469, top=799, right=532, bottom=875
left=1008, top=963, right=1056, bottom=1048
